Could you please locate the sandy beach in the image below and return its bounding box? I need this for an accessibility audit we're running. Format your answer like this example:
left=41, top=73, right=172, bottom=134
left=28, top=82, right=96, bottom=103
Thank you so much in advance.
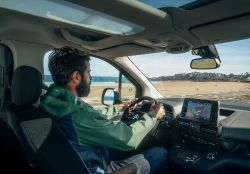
left=86, top=81, right=250, bottom=105
left=153, top=81, right=250, bottom=103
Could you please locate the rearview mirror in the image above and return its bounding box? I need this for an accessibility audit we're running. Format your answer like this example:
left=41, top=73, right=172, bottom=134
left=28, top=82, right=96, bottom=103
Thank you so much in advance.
left=190, top=58, right=220, bottom=69
left=190, top=45, right=221, bottom=69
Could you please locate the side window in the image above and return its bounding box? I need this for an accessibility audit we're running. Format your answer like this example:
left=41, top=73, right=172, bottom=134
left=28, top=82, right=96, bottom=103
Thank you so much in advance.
left=89, top=57, right=136, bottom=106
left=88, top=57, right=119, bottom=106
left=43, top=53, right=137, bottom=106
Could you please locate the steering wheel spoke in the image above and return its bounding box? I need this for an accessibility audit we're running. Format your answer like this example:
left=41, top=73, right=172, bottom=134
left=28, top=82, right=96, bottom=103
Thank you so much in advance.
left=121, top=96, right=157, bottom=125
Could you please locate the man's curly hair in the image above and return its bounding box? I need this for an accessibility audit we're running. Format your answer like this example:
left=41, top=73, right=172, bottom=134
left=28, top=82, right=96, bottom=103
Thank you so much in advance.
left=48, top=46, right=90, bottom=86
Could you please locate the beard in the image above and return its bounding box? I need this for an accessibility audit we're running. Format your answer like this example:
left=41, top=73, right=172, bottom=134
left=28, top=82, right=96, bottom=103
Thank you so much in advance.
left=76, top=78, right=91, bottom=97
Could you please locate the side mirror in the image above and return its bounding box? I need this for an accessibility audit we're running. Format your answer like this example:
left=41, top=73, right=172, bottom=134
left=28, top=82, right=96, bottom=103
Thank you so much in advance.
left=190, top=58, right=220, bottom=69
left=102, top=88, right=121, bottom=106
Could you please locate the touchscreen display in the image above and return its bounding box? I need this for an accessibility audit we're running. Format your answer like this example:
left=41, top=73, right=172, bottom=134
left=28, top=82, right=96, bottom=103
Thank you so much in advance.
left=185, top=101, right=212, bottom=121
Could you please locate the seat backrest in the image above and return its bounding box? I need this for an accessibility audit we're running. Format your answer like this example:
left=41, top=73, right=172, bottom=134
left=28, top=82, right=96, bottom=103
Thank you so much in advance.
left=7, top=65, right=91, bottom=174
left=0, top=44, right=13, bottom=111
left=0, top=44, right=27, bottom=173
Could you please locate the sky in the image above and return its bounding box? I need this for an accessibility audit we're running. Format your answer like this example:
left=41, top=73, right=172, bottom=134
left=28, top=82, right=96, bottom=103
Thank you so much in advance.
left=129, top=39, right=250, bottom=78
left=44, top=39, right=250, bottom=78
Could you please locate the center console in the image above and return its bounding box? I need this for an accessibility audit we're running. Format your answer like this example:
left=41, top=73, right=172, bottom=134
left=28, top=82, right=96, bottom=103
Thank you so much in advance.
left=176, top=98, right=222, bottom=146
left=169, top=98, right=229, bottom=173
left=177, top=98, right=220, bottom=135
left=165, top=98, right=250, bottom=173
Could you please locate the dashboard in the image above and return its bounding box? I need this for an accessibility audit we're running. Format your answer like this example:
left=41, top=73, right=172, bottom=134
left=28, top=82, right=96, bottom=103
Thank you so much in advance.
left=152, top=98, right=250, bottom=174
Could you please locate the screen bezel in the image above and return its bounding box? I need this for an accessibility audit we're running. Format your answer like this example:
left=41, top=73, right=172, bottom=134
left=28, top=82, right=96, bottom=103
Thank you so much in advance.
left=181, top=98, right=219, bottom=124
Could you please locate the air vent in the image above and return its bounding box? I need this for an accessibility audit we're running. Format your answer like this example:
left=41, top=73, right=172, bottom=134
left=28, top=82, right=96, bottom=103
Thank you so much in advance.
left=164, top=104, right=174, bottom=119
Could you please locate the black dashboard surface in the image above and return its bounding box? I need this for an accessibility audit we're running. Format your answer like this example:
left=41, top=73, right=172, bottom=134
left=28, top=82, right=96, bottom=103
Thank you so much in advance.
left=158, top=98, right=250, bottom=142
left=155, top=98, right=250, bottom=174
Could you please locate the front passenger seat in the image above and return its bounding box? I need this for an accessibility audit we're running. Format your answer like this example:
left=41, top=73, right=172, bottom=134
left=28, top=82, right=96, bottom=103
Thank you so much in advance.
left=7, top=65, right=137, bottom=174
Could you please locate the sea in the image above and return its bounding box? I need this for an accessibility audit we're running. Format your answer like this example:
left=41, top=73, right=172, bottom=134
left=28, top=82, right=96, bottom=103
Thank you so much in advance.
left=44, top=75, right=130, bottom=86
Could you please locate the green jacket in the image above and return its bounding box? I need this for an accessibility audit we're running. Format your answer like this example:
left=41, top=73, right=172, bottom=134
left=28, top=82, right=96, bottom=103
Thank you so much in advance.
left=40, top=85, right=157, bottom=151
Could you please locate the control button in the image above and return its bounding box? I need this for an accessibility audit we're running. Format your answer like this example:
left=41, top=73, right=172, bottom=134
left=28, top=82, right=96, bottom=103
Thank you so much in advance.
left=206, top=152, right=215, bottom=160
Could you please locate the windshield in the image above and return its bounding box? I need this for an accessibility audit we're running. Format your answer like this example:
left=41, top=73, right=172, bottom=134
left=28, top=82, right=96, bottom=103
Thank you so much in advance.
left=129, top=39, right=250, bottom=104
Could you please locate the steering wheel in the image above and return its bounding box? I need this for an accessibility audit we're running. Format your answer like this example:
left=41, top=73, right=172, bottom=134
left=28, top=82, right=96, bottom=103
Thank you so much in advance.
left=121, top=96, right=162, bottom=149
left=121, top=96, right=157, bottom=125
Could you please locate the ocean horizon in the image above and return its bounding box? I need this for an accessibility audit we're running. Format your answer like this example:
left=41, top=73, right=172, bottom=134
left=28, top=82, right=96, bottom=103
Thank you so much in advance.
left=44, top=75, right=131, bottom=86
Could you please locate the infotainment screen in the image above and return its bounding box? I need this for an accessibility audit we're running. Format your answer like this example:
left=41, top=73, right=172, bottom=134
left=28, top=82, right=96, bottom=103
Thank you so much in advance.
left=181, top=98, right=219, bottom=124
left=186, top=101, right=212, bottom=121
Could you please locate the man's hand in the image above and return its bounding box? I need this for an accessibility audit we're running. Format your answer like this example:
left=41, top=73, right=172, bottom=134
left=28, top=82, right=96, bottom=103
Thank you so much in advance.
left=151, top=103, right=165, bottom=120
left=120, top=98, right=138, bottom=111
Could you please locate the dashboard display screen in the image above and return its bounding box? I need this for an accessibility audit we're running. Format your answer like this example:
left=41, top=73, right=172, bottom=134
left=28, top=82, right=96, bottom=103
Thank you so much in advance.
left=185, top=101, right=212, bottom=121
left=181, top=98, right=219, bottom=124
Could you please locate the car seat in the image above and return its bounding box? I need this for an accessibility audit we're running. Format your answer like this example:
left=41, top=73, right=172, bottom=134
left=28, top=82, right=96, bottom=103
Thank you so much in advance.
left=6, top=65, right=137, bottom=174
left=0, top=44, right=31, bottom=173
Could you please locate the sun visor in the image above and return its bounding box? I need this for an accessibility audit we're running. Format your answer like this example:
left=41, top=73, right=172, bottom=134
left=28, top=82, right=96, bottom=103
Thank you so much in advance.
left=191, top=14, right=250, bottom=44
left=97, top=44, right=154, bottom=58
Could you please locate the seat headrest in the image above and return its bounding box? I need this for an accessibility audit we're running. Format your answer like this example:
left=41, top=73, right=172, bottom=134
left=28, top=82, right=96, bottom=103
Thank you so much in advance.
left=11, top=65, right=42, bottom=106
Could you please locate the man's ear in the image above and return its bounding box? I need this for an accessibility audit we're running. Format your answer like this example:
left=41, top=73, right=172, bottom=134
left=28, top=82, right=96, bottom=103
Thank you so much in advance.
left=71, top=71, right=81, bottom=85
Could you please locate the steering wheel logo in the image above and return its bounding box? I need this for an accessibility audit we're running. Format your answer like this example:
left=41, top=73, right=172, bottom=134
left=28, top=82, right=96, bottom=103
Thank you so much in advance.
left=133, top=114, right=140, bottom=120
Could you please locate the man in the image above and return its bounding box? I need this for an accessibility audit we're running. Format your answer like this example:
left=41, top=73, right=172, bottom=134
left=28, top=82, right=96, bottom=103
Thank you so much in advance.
left=40, top=46, right=167, bottom=174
